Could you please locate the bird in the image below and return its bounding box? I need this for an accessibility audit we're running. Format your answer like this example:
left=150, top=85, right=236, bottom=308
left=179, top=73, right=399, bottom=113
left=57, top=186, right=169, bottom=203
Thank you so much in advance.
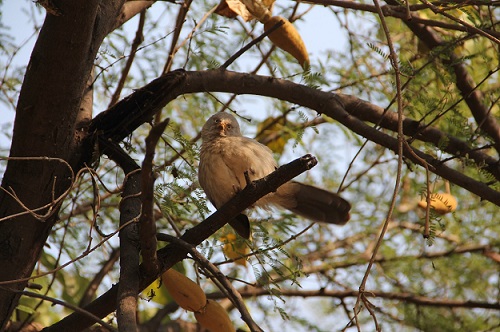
left=198, top=112, right=351, bottom=238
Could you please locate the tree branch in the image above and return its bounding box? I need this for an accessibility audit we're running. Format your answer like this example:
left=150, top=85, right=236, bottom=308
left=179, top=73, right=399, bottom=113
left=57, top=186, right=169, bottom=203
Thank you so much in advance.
left=112, top=1, right=155, bottom=32
left=140, top=120, right=170, bottom=277
left=303, top=243, right=496, bottom=274
left=384, top=0, right=500, bottom=155
left=0, top=1, right=127, bottom=326
left=303, top=0, right=500, bottom=39
left=85, top=69, right=500, bottom=206
left=79, top=248, right=120, bottom=307
left=179, top=70, right=500, bottom=205
left=339, top=94, right=500, bottom=182
left=209, top=287, right=500, bottom=310
left=45, top=154, right=318, bottom=331
left=101, top=140, right=142, bottom=332
left=108, top=9, right=146, bottom=107
left=13, top=290, right=117, bottom=331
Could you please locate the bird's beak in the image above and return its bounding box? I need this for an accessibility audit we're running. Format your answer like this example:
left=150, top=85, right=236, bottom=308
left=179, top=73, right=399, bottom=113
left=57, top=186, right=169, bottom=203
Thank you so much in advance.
left=219, top=120, right=229, bottom=132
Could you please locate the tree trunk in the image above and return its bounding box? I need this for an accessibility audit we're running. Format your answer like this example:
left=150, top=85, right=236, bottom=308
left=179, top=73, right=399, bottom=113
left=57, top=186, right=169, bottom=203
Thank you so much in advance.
left=0, top=1, right=125, bottom=328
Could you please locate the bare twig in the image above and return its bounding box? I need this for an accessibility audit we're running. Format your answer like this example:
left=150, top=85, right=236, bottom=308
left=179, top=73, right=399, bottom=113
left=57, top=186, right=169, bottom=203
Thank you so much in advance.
left=353, top=1, right=404, bottom=329
left=0, top=157, right=75, bottom=222
left=302, top=0, right=500, bottom=39
left=220, top=19, right=284, bottom=69
left=8, top=290, right=117, bottom=331
left=0, top=218, right=137, bottom=286
left=109, top=10, right=146, bottom=107
left=162, top=0, right=193, bottom=74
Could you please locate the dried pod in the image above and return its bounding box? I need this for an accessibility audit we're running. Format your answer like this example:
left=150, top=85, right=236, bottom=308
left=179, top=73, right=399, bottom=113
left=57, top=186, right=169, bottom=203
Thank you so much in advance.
left=194, top=299, right=235, bottom=332
left=161, top=268, right=207, bottom=312
left=264, top=16, right=310, bottom=68
left=418, top=192, right=458, bottom=214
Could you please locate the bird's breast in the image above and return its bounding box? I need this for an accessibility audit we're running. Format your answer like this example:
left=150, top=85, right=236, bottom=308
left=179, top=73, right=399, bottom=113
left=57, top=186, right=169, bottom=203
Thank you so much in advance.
left=199, top=137, right=278, bottom=208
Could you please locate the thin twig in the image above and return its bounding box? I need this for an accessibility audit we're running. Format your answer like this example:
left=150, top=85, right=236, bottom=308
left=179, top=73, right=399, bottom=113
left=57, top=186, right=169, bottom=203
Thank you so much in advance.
left=108, top=10, right=146, bottom=107
left=0, top=218, right=137, bottom=286
left=418, top=0, right=500, bottom=45
left=209, top=287, right=500, bottom=310
left=9, top=290, right=117, bottom=331
left=220, top=19, right=284, bottom=69
left=0, top=157, right=76, bottom=222
left=353, top=0, right=405, bottom=330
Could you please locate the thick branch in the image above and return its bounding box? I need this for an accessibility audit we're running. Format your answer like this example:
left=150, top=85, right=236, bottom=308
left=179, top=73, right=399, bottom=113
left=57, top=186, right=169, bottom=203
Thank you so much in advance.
left=79, top=249, right=120, bottom=307
left=113, top=1, right=155, bottom=31
left=339, top=95, right=500, bottom=182
left=116, top=170, right=141, bottom=331
left=45, top=154, right=317, bottom=331
left=15, top=291, right=116, bottom=331
left=85, top=70, right=500, bottom=206
left=87, top=70, right=186, bottom=145
left=179, top=70, right=500, bottom=205
left=157, top=233, right=263, bottom=332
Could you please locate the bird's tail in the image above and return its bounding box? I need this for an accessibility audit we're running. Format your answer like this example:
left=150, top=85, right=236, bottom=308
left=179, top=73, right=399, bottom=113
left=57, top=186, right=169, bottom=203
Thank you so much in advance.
left=276, top=181, right=350, bottom=225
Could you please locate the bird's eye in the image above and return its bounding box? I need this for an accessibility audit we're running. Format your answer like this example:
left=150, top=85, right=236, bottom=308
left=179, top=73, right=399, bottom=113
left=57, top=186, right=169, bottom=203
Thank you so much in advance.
left=214, top=118, right=221, bottom=124
left=226, top=124, right=232, bottom=129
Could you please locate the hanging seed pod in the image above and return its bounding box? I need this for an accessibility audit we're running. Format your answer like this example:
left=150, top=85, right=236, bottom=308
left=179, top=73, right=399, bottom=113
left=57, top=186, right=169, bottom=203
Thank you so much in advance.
left=264, top=16, right=310, bottom=68
left=194, top=299, right=235, bottom=332
left=161, top=268, right=207, bottom=312
left=418, top=192, right=458, bottom=214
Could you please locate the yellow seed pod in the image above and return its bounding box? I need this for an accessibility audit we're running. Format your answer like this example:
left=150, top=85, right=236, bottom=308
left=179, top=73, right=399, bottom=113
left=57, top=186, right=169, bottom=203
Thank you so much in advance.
left=194, top=299, right=235, bottom=332
left=161, top=268, right=207, bottom=312
left=264, top=16, right=310, bottom=69
left=221, top=233, right=249, bottom=266
left=418, top=192, right=458, bottom=214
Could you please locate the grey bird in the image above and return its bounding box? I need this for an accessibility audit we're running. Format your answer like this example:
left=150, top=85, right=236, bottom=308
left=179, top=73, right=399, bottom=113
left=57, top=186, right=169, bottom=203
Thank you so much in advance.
left=198, top=112, right=351, bottom=238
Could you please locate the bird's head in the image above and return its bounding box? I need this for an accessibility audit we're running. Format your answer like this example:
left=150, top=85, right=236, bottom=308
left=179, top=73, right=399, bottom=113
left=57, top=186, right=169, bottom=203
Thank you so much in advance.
left=201, top=112, right=242, bottom=140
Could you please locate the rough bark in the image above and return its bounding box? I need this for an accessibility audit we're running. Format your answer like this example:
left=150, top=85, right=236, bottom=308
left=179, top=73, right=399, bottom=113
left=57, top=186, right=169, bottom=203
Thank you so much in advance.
left=0, top=1, right=125, bottom=327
